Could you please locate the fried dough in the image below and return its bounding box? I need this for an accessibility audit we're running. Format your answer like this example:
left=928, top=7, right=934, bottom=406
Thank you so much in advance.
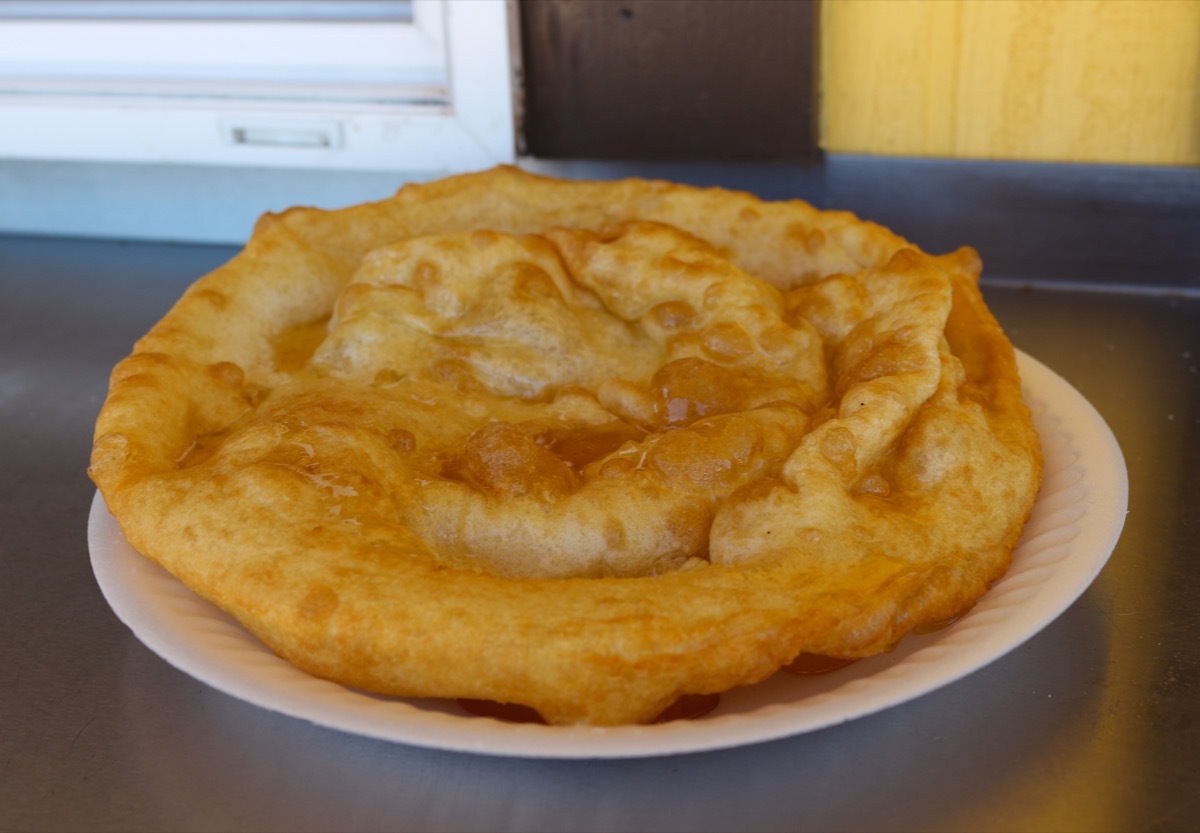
left=90, top=167, right=1042, bottom=725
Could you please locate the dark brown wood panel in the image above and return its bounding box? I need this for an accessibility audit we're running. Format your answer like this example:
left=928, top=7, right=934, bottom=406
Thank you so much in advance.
left=517, top=0, right=819, bottom=162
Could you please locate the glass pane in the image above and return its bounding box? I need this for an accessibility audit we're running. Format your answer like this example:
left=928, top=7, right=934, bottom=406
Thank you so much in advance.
left=0, top=1, right=413, bottom=22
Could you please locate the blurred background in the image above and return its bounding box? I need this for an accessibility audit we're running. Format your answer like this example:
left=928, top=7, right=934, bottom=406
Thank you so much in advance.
left=0, top=0, right=1195, bottom=285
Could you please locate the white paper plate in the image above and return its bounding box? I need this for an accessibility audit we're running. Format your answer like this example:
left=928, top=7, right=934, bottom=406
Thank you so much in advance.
left=89, top=351, right=1128, bottom=759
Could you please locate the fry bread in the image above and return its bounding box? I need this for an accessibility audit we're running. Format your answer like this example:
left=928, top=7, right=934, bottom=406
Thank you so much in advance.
left=90, top=167, right=1042, bottom=725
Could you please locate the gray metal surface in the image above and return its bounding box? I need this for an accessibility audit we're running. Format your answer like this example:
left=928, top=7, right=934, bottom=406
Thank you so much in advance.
left=2, top=232, right=1198, bottom=832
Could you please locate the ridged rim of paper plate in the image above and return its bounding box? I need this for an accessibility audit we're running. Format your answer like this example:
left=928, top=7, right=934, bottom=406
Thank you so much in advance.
left=89, top=350, right=1128, bottom=759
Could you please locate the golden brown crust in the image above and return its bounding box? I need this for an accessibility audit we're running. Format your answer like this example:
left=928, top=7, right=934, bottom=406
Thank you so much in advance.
left=90, top=166, right=1041, bottom=725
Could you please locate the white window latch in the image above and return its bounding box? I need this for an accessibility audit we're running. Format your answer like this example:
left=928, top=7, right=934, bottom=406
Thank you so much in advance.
left=223, top=120, right=344, bottom=150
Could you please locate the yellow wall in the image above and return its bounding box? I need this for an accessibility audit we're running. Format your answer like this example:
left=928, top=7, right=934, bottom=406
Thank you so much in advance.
left=820, top=0, right=1200, bottom=166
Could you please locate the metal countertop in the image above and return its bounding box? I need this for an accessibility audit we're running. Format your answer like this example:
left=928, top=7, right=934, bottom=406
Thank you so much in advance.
left=2, top=233, right=1197, bottom=832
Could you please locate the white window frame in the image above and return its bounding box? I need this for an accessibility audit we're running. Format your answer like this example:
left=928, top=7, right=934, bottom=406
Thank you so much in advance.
left=0, top=0, right=516, bottom=171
